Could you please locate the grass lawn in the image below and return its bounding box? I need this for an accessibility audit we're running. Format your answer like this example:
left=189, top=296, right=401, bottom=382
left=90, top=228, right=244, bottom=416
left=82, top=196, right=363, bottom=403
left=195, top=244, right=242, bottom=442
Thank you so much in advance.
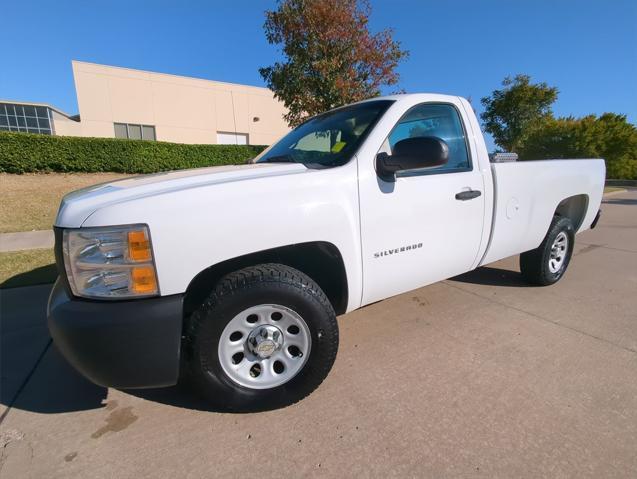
left=603, top=186, right=626, bottom=194
left=0, top=248, right=57, bottom=289
left=0, top=172, right=130, bottom=233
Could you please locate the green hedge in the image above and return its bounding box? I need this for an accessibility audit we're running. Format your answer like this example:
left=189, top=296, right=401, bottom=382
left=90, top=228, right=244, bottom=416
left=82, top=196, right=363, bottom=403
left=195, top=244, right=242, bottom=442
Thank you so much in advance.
left=0, top=132, right=267, bottom=174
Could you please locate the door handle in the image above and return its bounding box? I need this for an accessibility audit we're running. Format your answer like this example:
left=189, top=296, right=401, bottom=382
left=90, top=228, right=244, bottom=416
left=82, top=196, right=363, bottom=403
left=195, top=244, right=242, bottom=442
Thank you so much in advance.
left=455, top=189, right=482, bottom=201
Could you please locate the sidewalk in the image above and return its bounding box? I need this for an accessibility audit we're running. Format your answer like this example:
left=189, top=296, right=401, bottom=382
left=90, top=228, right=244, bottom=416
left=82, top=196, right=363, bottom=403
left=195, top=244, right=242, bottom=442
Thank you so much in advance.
left=0, top=231, right=54, bottom=253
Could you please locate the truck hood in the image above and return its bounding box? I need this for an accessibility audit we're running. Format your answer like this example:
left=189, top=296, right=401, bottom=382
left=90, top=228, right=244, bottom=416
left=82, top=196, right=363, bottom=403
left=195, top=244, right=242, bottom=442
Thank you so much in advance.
left=55, top=162, right=308, bottom=228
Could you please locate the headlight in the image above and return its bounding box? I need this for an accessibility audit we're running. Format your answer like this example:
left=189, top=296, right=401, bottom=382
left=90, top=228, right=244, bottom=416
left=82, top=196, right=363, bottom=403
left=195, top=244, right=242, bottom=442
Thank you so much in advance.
left=63, top=225, right=159, bottom=299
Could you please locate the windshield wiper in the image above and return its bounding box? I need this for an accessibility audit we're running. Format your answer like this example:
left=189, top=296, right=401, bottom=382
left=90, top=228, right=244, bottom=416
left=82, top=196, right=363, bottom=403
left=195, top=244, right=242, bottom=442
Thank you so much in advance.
left=259, top=155, right=297, bottom=163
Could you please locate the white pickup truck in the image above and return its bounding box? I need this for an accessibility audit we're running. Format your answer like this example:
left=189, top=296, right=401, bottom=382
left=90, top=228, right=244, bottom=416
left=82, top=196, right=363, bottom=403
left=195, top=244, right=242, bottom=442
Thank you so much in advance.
left=48, top=94, right=605, bottom=411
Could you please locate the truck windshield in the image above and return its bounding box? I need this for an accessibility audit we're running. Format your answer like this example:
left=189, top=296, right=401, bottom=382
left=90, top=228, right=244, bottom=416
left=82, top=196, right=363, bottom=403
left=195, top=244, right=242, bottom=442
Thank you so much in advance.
left=255, top=100, right=394, bottom=168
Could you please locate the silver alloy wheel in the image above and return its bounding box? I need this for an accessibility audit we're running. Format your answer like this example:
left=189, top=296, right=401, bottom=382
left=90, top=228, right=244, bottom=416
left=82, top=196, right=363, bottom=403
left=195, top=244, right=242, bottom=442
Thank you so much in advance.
left=548, top=231, right=569, bottom=273
left=218, top=304, right=312, bottom=389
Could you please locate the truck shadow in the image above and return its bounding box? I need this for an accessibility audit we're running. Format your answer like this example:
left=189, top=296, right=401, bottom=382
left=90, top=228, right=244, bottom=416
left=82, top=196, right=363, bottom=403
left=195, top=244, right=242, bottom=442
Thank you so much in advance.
left=2, top=343, right=109, bottom=417
left=450, top=266, right=528, bottom=287
left=0, top=263, right=58, bottom=289
left=124, top=385, right=280, bottom=413
left=123, top=385, right=228, bottom=413
left=0, top=284, right=108, bottom=417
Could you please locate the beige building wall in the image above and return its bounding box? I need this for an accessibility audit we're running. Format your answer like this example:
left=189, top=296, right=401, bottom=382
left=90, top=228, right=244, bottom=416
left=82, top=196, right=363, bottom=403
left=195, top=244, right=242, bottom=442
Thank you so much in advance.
left=70, top=61, right=290, bottom=145
left=51, top=110, right=83, bottom=136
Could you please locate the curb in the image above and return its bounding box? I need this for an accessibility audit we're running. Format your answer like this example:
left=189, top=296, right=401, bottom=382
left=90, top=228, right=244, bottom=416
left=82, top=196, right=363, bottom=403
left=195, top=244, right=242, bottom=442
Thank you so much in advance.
left=603, top=189, right=628, bottom=198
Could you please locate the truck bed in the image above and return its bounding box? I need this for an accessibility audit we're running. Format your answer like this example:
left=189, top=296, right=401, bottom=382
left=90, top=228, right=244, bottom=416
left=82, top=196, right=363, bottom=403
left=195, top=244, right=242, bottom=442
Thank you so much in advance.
left=480, top=159, right=605, bottom=265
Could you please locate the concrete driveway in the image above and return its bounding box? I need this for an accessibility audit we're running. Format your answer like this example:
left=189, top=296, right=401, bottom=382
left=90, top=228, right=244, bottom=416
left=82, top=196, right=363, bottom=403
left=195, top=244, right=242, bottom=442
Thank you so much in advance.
left=1, top=190, right=636, bottom=478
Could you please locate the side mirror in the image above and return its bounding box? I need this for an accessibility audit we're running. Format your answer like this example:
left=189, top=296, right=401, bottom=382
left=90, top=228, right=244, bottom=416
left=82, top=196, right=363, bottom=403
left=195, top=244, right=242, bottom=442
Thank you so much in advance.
left=376, top=136, right=449, bottom=182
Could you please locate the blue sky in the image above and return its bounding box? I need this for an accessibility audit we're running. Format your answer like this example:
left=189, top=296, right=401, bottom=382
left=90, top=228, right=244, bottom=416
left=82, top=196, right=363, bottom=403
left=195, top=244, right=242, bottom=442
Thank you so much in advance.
left=2, top=0, right=635, bottom=148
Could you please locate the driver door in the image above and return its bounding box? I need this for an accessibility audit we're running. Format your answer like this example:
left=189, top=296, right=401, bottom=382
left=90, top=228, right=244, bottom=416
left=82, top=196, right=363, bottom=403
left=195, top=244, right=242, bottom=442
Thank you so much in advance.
left=359, top=102, right=485, bottom=305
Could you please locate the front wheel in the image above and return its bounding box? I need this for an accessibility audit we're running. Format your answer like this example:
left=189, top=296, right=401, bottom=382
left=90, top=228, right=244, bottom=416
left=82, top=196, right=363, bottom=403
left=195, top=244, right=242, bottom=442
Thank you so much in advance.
left=520, top=215, right=575, bottom=286
left=185, top=263, right=338, bottom=412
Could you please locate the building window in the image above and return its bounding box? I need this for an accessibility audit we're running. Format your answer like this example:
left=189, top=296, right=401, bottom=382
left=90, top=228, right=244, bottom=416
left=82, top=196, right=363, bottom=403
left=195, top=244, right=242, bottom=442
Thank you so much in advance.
left=217, top=132, right=248, bottom=145
left=0, top=103, right=53, bottom=135
left=114, top=123, right=156, bottom=141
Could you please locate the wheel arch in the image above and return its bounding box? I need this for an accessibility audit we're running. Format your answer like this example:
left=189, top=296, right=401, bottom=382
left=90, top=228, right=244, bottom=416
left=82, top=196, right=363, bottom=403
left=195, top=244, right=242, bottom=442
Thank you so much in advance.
left=554, top=194, right=589, bottom=231
left=183, top=241, right=349, bottom=317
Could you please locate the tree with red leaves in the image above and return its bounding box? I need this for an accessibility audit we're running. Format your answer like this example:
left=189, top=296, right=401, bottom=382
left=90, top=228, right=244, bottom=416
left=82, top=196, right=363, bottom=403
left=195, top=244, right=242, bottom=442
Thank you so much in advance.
left=259, top=0, right=408, bottom=126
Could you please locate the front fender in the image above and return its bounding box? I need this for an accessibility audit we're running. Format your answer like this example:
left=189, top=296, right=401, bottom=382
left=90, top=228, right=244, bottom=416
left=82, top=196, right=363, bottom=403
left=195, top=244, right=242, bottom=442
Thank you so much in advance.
left=82, top=161, right=363, bottom=312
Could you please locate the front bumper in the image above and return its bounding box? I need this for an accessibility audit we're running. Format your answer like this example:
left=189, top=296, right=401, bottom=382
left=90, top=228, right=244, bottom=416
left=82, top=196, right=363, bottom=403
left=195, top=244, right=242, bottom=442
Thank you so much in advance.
left=47, top=279, right=183, bottom=389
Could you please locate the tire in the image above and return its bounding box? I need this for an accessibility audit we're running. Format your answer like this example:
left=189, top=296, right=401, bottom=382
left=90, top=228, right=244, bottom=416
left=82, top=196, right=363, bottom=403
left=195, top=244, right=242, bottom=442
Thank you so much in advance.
left=184, top=263, right=338, bottom=412
left=520, top=215, right=575, bottom=286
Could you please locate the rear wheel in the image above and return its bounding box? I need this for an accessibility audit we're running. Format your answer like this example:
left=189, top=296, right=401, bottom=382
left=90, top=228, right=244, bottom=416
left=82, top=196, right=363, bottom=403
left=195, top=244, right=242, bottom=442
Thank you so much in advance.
left=520, top=216, right=575, bottom=285
left=185, top=263, right=338, bottom=412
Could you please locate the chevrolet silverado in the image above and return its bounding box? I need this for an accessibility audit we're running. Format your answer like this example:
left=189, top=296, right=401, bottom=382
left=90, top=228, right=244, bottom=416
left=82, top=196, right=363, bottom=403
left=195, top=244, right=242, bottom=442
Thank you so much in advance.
left=48, top=94, right=605, bottom=411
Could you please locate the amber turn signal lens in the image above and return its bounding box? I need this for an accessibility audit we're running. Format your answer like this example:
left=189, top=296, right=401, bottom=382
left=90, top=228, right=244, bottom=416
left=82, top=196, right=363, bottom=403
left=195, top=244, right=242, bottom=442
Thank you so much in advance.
left=128, top=230, right=152, bottom=262
left=131, top=266, right=157, bottom=294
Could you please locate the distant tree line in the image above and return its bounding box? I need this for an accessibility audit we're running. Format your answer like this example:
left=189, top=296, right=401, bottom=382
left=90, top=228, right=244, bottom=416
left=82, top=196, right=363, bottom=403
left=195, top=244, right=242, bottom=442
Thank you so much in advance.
left=481, top=75, right=637, bottom=179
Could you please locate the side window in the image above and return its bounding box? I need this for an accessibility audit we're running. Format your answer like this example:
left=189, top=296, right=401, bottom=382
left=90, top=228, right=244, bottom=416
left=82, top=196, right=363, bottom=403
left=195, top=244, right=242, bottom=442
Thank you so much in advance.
left=385, top=103, right=471, bottom=173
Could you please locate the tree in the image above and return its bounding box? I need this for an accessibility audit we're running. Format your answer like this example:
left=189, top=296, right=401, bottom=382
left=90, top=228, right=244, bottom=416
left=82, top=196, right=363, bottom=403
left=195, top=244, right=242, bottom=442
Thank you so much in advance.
left=518, top=113, right=637, bottom=179
left=480, top=74, right=558, bottom=152
left=259, top=0, right=408, bottom=126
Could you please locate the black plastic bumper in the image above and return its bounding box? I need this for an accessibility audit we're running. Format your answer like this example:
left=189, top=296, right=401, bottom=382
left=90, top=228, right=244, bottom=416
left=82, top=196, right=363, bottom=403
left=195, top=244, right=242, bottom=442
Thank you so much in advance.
left=47, top=279, right=183, bottom=389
